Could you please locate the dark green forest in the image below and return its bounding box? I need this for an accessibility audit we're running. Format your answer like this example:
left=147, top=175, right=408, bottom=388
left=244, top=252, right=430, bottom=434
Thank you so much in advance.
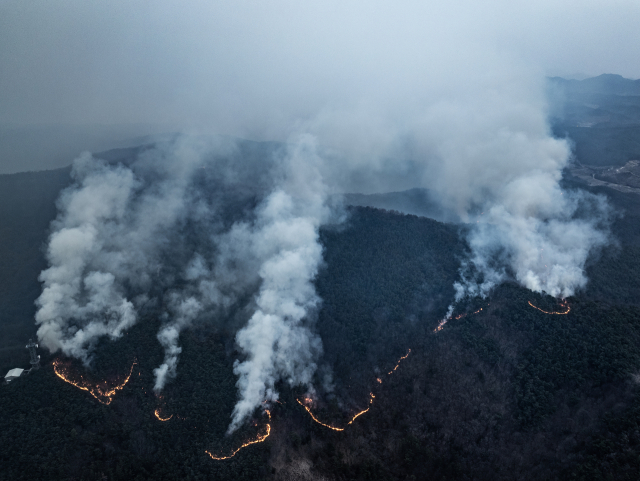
left=2, top=190, right=640, bottom=479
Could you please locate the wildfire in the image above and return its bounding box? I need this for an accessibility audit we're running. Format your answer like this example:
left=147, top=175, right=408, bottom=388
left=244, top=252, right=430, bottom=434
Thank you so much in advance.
left=298, top=348, right=410, bottom=431
left=205, top=410, right=271, bottom=460
left=154, top=409, right=173, bottom=421
left=528, top=300, right=570, bottom=315
left=434, top=306, right=486, bottom=333
left=53, top=358, right=137, bottom=405
left=388, top=348, right=411, bottom=374
left=297, top=398, right=345, bottom=431
left=297, top=394, right=375, bottom=431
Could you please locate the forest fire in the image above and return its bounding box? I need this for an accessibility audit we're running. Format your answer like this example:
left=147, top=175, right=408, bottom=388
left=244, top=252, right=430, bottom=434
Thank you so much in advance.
left=298, top=348, right=410, bottom=431
left=52, top=359, right=137, bottom=405
left=434, top=306, right=486, bottom=333
left=528, top=300, right=570, bottom=315
left=154, top=409, right=173, bottom=421
left=297, top=394, right=375, bottom=431
left=205, top=410, right=271, bottom=460
left=297, top=398, right=346, bottom=431
left=388, top=348, right=411, bottom=374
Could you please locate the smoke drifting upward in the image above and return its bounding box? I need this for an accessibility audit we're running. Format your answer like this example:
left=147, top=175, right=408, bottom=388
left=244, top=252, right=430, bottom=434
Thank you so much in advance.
left=35, top=153, right=139, bottom=362
left=36, top=134, right=333, bottom=430
left=36, top=136, right=264, bottom=373
left=228, top=136, right=331, bottom=431
left=457, top=183, right=611, bottom=300
left=417, top=91, right=612, bottom=301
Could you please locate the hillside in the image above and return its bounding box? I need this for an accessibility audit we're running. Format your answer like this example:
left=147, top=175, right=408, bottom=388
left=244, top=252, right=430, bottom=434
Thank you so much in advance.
left=2, top=131, right=640, bottom=479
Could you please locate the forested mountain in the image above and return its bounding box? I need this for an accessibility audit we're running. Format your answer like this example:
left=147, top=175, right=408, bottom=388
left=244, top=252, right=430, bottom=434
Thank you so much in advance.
left=3, top=120, right=640, bottom=479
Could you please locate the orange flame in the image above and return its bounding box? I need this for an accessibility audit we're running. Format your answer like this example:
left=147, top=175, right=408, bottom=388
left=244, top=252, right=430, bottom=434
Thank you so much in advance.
left=388, top=348, right=411, bottom=374
left=528, top=300, right=570, bottom=315
left=297, top=394, right=375, bottom=431
left=297, top=398, right=345, bottom=431
left=434, top=306, right=486, bottom=333
left=154, top=409, right=173, bottom=421
left=299, top=348, right=411, bottom=431
left=205, top=410, right=271, bottom=460
left=53, top=359, right=137, bottom=405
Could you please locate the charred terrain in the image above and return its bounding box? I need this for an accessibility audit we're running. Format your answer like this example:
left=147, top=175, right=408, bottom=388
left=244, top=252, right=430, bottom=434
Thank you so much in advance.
left=2, top=76, right=640, bottom=480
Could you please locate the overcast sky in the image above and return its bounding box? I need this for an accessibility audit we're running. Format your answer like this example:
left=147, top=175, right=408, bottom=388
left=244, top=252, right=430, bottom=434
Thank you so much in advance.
left=1, top=0, right=639, bottom=171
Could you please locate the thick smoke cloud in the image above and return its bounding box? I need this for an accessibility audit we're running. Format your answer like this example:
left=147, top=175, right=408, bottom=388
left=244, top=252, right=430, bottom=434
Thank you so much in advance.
left=36, top=93, right=612, bottom=432
left=36, top=134, right=335, bottom=431
left=36, top=137, right=248, bottom=369
left=36, top=154, right=139, bottom=362
left=227, top=136, right=331, bottom=431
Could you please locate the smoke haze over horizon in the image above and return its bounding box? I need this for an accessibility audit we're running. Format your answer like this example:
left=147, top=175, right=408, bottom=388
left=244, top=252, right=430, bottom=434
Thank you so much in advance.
left=1, top=1, right=640, bottom=136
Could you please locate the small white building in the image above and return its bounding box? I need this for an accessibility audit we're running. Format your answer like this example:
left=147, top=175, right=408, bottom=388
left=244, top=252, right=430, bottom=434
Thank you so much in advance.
left=4, top=368, right=24, bottom=383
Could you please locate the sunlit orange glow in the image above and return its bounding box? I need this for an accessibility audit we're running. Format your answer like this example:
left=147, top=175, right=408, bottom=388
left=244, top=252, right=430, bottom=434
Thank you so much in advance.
left=434, top=306, right=486, bottom=333
left=528, top=300, right=570, bottom=315
left=299, top=348, right=411, bottom=431
left=205, top=410, right=271, bottom=460
left=154, top=409, right=173, bottom=421
left=53, top=359, right=137, bottom=405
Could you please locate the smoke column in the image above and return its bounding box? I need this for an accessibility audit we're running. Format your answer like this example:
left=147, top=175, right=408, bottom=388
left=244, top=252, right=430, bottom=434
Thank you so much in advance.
left=36, top=134, right=334, bottom=431
left=225, top=135, right=331, bottom=431
left=36, top=137, right=256, bottom=372
left=303, top=73, right=612, bottom=303
left=35, top=153, right=139, bottom=363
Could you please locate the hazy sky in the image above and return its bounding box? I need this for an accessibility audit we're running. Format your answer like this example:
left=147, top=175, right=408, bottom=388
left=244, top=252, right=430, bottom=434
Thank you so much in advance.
left=1, top=0, right=639, bottom=172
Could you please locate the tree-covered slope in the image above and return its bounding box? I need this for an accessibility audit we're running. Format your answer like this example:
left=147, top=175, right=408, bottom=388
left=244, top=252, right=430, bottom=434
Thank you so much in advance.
left=2, top=162, right=640, bottom=479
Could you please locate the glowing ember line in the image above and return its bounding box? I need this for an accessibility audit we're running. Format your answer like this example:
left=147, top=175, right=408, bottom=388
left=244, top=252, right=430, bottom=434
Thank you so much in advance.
left=154, top=409, right=173, bottom=421
left=434, top=306, right=486, bottom=333
left=388, top=348, right=411, bottom=374
left=297, top=399, right=345, bottom=431
left=528, top=300, right=570, bottom=315
left=299, top=349, right=410, bottom=431
left=205, top=410, right=271, bottom=460
left=53, top=359, right=137, bottom=405
left=347, top=393, right=374, bottom=425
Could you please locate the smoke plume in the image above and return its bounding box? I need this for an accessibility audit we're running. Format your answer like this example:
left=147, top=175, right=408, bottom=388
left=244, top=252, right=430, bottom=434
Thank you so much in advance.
left=227, top=135, right=331, bottom=431
left=36, top=134, right=334, bottom=431
left=36, top=136, right=256, bottom=370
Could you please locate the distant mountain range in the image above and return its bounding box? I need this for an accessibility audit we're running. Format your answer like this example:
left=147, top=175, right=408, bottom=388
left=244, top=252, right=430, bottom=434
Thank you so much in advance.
left=549, top=73, right=640, bottom=96
left=548, top=74, right=640, bottom=166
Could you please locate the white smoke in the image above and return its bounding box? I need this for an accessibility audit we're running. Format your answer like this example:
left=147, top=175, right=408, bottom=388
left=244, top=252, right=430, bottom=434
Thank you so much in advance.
left=36, top=153, right=140, bottom=362
left=36, top=134, right=333, bottom=421
left=302, top=73, right=612, bottom=303
left=458, top=184, right=611, bottom=299
left=226, top=135, right=331, bottom=432
left=35, top=137, right=238, bottom=369
left=153, top=256, right=232, bottom=391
